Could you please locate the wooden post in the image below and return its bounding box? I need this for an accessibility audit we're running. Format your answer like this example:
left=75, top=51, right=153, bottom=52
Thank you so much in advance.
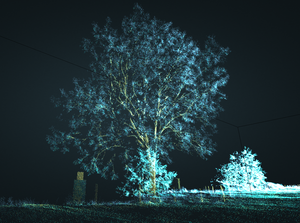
left=176, top=178, right=181, bottom=190
left=139, top=183, right=142, bottom=203
left=94, top=184, right=98, bottom=203
left=173, top=187, right=176, bottom=203
left=172, top=178, right=181, bottom=203
left=73, top=171, right=86, bottom=204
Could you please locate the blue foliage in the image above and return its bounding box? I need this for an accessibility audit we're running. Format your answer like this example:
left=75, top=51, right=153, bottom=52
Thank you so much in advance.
left=46, top=2, right=230, bottom=190
left=116, top=146, right=177, bottom=200
left=210, top=146, right=268, bottom=192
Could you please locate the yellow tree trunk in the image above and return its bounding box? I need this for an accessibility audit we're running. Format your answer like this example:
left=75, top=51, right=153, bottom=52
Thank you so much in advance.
left=147, top=147, right=157, bottom=202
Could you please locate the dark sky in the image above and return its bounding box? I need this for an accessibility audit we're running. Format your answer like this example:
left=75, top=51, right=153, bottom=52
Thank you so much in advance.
left=1, top=1, right=299, bottom=206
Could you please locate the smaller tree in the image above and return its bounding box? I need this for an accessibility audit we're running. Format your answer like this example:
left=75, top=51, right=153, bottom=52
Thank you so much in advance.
left=116, top=146, right=177, bottom=204
left=210, top=147, right=267, bottom=192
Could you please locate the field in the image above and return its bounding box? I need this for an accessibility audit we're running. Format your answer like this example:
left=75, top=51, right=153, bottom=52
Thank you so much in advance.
left=1, top=185, right=300, bottom=223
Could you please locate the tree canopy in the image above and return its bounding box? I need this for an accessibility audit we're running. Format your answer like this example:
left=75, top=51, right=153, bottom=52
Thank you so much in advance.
left=46, top=3, right=231, bottom=199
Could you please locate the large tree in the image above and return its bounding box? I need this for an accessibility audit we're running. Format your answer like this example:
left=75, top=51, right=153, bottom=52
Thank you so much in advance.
left=46, top=3, right=230, bottom=201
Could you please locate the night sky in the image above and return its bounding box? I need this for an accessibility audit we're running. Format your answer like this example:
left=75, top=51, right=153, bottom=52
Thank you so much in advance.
left=1, top=1, right=299, bottom=206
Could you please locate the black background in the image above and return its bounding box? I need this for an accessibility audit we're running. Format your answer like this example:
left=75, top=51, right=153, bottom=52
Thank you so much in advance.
left=1, top=1, right=299, bottom=206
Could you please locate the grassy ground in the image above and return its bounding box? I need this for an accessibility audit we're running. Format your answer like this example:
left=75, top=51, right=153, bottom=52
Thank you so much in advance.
left=1, top=185, right=300, bottom=223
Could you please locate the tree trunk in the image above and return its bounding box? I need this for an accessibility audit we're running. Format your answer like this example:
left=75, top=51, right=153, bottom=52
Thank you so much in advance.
left=148, top=148, right=157, bottom=202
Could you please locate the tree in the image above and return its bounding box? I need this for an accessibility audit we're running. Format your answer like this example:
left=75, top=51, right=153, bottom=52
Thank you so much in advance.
left=45, top=3, right=231, bottom=202
left=210, top=147, right=268, bottom=192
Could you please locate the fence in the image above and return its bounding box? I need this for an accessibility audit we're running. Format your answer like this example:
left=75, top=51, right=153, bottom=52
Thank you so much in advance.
left=72, top=113, right=300, bottom=204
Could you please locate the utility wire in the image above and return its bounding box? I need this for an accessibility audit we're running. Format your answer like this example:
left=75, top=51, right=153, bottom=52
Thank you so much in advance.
left=0, top=35, right=92, bottom=74
left=1, top=35, right=300, bottom=151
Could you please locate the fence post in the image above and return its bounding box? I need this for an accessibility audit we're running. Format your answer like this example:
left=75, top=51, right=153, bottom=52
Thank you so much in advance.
left=173, top=178, right=181, bottom=203
left=73, top=172, right=86, bottom=204
left=94, top=183, right=98, bottom=203
left=176, top=178, right=181, bottom=190
left=173, top=187, right=176, bottom=203
left=139, top=183, right=142, bottom=204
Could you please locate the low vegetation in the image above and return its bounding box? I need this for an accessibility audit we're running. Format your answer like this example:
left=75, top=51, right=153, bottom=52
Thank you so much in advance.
left=1, top=184, right=299, bottom=222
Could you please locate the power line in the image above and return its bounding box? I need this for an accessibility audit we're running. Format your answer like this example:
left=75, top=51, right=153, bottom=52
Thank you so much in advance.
left=215, top=113, right=300, bottom=152
left=0, top=35, right=92, bottom=74
left=1, top=35, right=300, bottom=151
